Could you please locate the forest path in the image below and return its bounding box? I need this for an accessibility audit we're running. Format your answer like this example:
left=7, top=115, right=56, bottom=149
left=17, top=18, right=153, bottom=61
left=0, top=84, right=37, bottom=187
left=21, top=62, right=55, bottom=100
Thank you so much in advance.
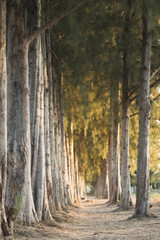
left=15, top=198, right=160, bottom=240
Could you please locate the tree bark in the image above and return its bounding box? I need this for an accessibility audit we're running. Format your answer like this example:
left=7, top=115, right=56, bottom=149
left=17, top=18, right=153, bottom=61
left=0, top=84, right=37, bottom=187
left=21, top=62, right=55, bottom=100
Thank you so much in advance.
left=95, top=159, right=107, bottom=199
left=135, top=12, right=152, bottom=216
left=6, top=0, right=86, bottom=228
left=45, top=29, right=56, bottom=215
left=25, top=0, right=43, bottom=223
left=65, top=133, right=73, bottom=204
left=74, top=153, right=80, bottom=202
left=111, top=85, right=120, bottom=203
left=53, top=73, right=61, bottom=210
left=108, top=131, right=113, bottom=201
left=104, top=156, right=109, bottom=199
left=57, top=100, right=65, bottom=208
left=60, top=73, right=69, bottom=205
left=70, top=122, right=76, bottom=202
left=0, top=1, right=11, bottom=238
left=6, top=0, right=35, bottom=226
left=120, top=3, right=132, bottom=209
left=120, top=53, right=131, bottom=209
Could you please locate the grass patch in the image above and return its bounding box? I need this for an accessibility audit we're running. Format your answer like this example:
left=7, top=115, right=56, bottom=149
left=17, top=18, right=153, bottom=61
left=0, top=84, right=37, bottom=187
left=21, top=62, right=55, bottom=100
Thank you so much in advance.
left=132, top=190, right=160, bottom=200
left=149, top=190, right=160, bottom=199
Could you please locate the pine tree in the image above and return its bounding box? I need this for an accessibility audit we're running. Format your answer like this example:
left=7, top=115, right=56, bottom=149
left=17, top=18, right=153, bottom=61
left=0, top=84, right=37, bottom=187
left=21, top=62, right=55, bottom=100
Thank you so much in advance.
left=135, top=0, right=152, bottom=217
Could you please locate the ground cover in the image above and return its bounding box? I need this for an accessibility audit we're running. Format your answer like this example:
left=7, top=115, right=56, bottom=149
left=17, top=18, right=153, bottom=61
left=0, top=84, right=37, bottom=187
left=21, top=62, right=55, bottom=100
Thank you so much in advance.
left=15, top=197, right=160, bottom=240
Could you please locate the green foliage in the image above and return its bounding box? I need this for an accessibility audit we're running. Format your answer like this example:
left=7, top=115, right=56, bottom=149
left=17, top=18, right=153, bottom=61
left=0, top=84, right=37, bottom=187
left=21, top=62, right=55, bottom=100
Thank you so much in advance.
left=47, top=0, right=160, bottom=185
left=150, top=171, right=160, bottom=189
left=14, top=193, right=23, bottom=218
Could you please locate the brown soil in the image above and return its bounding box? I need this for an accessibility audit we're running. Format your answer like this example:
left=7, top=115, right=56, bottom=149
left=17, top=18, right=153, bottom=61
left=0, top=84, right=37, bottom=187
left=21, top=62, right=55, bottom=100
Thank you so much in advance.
left=15, top=197, right=160, bottom=240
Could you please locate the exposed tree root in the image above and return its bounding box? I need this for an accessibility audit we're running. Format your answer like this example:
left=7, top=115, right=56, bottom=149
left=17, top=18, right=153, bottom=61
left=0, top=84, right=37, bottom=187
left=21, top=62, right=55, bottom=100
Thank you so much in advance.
left=41, top=220, right=64, bottom=229
left=106, top=201, right=117, bottom=207
left=112, top=206, right=134, bottom=212
left=53, top=210, right=75, bottom=223
left=130, top=212, right=158, bottom=220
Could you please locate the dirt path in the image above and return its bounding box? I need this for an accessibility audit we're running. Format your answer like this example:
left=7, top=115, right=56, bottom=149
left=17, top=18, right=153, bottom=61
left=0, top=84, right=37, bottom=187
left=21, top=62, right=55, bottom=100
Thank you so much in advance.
left=15, top=198, right=160, bottom=239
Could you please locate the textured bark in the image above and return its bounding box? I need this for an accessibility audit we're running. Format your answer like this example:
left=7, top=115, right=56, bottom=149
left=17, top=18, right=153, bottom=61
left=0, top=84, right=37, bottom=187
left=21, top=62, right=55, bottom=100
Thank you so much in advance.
left=60, top=73, right=70, bottom=205
left=0, top=1, right=11, bottom=238
left=29, top=36, right=41, bottom=195
left=6, top=0, right=86, bottom=229
left=135, top=13, right=152, bottom=216
left=25, top=0, right=42, bottom=223
left=111, top=86, right=120, bottom=203
left=53, top=74, right=61, bottom=210
left=57, top=98, right=65, bottom=208
left=95, top=159, right=107, bottom=199
left=74, top=153, right=79, bottom=202
left=120, top=55, right=131, bottom=209
left=6, top=0, right=35, bottom=226
left=108, top=131, right=113, bottom=201
left=26, top=0, right=54, bottom=222
left=104, top=156, right=109, bottom=199
left=120, top=5, right=132, bottom=209
left=45, top=30, right=55, bottom=215
left=70, top=122, right=76, bottom=202
left=112, top=123, right=120, bottom=203
left=49, top=65, right=59, bottom=210
left=117, top=153, right=121, bottom=202
left=36, top=68, right=45, bottom=220
left=65, top=133, right=73, bottom=204
left=120, top=73, right=131, bottom=209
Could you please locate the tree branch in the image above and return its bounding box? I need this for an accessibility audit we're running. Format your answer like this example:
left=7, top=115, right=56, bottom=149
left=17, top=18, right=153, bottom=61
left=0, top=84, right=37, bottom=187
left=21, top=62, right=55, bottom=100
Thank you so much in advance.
left=129, top=93, right=160, bottom=117
left=130, top=112, right=139, bottom=118
left=152, top=93, right=160, bottom=102
left=150, top=64, right=160, bottom=80
left=129, top=65, right=160, bottom=104
left=150, top=77, right=160, bottom=89
left=152, top=45, right=160, bottom=49
left=128, top=85, right=139, bottom=99
left=26, top=0, right=86, bottom=45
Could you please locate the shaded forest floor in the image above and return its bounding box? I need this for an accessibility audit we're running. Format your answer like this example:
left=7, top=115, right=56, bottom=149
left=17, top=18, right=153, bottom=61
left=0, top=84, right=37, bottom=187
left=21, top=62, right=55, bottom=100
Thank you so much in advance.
left=15, top=197, right=160, bottom=240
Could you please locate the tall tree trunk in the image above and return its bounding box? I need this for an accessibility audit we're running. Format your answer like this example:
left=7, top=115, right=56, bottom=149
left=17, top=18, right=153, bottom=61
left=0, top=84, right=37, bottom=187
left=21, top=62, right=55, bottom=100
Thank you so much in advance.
left=70, top=122, right=76, bottom=202
left=135, top=12, right=152, bottom=217
left=65, top=133, right=73, bottom=204
left=111, top=85, right=120, bottom=203
left=57, top=102, right=65, bottom=208
left=120, top=3, right=132, bottom=209
left=53, top=74, right=61, bottom=210
left=6, top=1, right=35, bottom=226
left=104, top=156, right=109, bottom=199
left=74, top=153, right=79, bottom=202
left=6, top=0, right=86, bottom=230
left=120, top=57, right=131, bottom=209
left=108, top=87, right=114, bottom=202
left=0, top=1, right=11, bottom=238
left=117, top=151, right=121, bottom=202
left=35, top=63, right=46, bottom=220
left=108, top=131, right=113, bottom=201
left=49, top=64, right=59, bottom=210
left=60, top=73, right=69, bottom=205
left=45, top=29, right=55, bottom=215
left=26, top=0, right=42, bottom=223
left=95, top=159, right=107, bottom=199
left=79, top=170, right=86, bottom=199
